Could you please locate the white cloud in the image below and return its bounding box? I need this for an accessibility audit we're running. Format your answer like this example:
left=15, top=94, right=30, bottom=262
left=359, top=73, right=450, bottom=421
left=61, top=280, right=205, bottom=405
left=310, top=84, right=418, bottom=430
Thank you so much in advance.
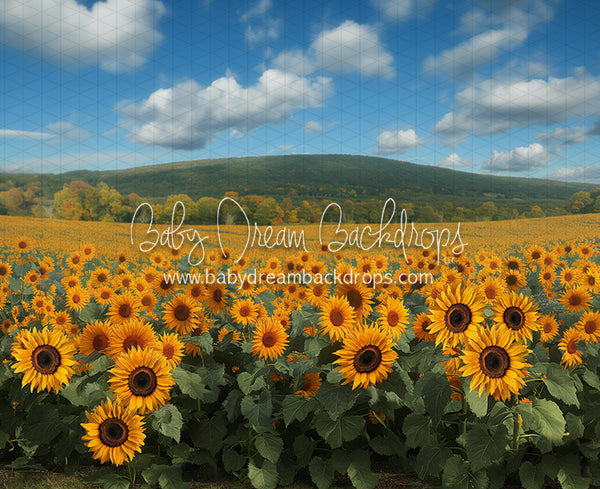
left=241, top=0, right=272, bottom=22
left=550, top=165, right=600, bottom=183
left=371, top=0, right=436, bottom=21
left=374, top=129, right=421, bottom=155
left=311, top=21, right=394, bottom=78
left=0, top=129, right=54, bottom=139
left=45, top=122, right=91, bottom=141
left=119, top=70, right=332, bottom=150
left=437, top=153, right=469, bottom=168
left=435, top=69, right=600, bottom=144
left=534, top=127, right=586, bottom=146
left=303, top=121, right=323, bottom=133
left=0, top=0, right=165, bottom=72
left=272, top=50, right=316, bottom=76
left=481, top=143, right=552, bottom=172
left=240, top=0, right=281, bottom=43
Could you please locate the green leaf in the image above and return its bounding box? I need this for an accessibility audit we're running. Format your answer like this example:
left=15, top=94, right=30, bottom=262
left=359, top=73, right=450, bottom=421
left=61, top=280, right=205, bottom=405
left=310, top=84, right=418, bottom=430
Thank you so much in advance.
left=310, top=456, right=335, bottom=489
left=530, top=399, right=566, bottom=444
left=293, top=435, right=315, bottom=468
left=222, top=447, right=246, bottom=473
left=403, top=413, right=433, bottom=449
left=172, top=367, right=207, bottom=400
left=151, top=404, right=183, bottom=443
left=582, top=368, right=600, bottom=390
left=543, top=364, right=580, bottom=407
left=238, top=372, right=266, bottom=395
left=314, top=412, right=364, bottom=449
left=443, top=455, right=470, bottom=489
left=347, top=450, right=378, bottom=489
left=465, top=382, right=488, bottom=418
left=158, top=465, right=190, bottom=489
left=255, top=433, right=284, bottom=464
left=519, top=461, right=546, bottom=489
left=223, top=389, right=242, bottom=422
left=190, top=415, right=227, bottom=455
left=22, top=405, right=64, bottom=445
left=282, top=394, right=315, bottom=427
left=369, top=432, right=403, bottom=456
left=415, top=372, right=452, bottom=424
left=464, top=424, right=507, bottom=472
left=315, top=381, right=358, bottom=419
left=565, top=413, right=584, bottom=440
left=187, top=331, right=213, bottom=354
left=557, top=457, right=590, bottom=489
left=241, top=390, right=272, bottom=426
left=248, top=460, right=278, bottom=489
left=85, top=469, right=130, bottom=489
left=416, top=446, right=452, bottom=479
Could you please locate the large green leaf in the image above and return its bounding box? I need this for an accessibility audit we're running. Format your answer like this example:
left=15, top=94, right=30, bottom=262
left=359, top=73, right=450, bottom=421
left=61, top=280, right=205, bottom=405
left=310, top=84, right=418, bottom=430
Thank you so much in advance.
left=248, top=460, right=278, bottom=489
left=255, top=433, right=284, bottom=464
left=557, top=456, right=590, bottom=489
left=347, top=450, right=379, bottom=489
left=464, top=381, right=488, bottom=418
left=190, top=415, right=227, bottom=455
left=416, top=445, right=453, bottom=479
left=403, top=413, right=434, bottom=448
left=530, top=399, right=566, bottom=444
left=543, top=364, right=580, bottom=407
left=172, top=367, right=207, bottom=400
left=415, top=372, right=452, bottom=424
left=151, top=404, right=183, bottom=443
left=282, top=394, right=315, bottom=426
left=314, top=412, right=364, bottom=449
left=464, top=424, right=507, bottom=471
left=85, top=469, right=130, bottom=489
left=519, top=461, right=546, bottom=489
left=241, top=390, right=273, bottom=426
left=315, top=381, right=357, bottom=419
left=309, top=456, right=335, bottom=489
left=443, top=455, right=470, bottom=489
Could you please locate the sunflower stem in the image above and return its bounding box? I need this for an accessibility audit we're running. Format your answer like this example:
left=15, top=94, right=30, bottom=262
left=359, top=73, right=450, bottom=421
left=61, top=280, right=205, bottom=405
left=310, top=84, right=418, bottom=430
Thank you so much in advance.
left=459, top=388, right=468, bottom=436
left=511, top=394, right=520, bottom=450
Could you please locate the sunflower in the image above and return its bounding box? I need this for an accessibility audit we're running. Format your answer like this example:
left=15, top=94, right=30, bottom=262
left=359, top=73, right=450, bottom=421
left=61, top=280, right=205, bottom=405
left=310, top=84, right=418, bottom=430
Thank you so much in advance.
left=306, top=283, right=330, bottom=309
left=90, top=267, right=112, bottom=289
left=251, top=317, right=289, bottom=361
left=525, top=245, right=544, bottom=265
left=541, top=251, right=559, bottom=269
left=334, top=325, right=397, bottom=390
left=81, top=397, right=145, bottom=466
left=184, top=283, right=205, bottom=301
left=582, top=268, right=600, bottom=294
left=480, top=275, right=506, bottom=304
left=376, top=297, right=409, bottom=340
left=577, top=243, right=595, bottom=259
left=11, top=327, right=77, bottom=393
left=413, top=312, right=437, bottom=341
left=107, top=292, right=141, bottom=325
left=113, top=273, right=135, bottom=291
left=503, top=256, right=524, bottom=273
left=501, top=270, right=527, bottom=291
left=49, top=310, right=72, bottom=332
left=575, top=311, right=600, bottom=343
left=539, top=314, right=559, bottom=342
left=558, top=328, right=583, bottom=367
left=460, top=325, right=531, bottom=401
left=295, top=373, right=322, bottom=396
left=106, top=319, right=158, bottom=358
left=336, top=282, right=374, bottom=320
left=427, top=283, right=487, bottom=348
left=539, top=269, right=556, bottom=289
left=162, top=294, right=202, bottom=335
left=155, top=333, right=184, bottom=369
left=204, top=283, right=228, bottom=313
left=66, top=286, right=91, bottom=312
left=109, top=346, right=174, bottom=414
left=559, top=286, right=592, bottom=313
left=0, top=261, right=12, bottom=280
left=94, top=287, right=115, bottom=305
left=153, top=276, right=177, bottom=298
left=15, top=236, right=29, bottom=253
left=491, top=292, right=539, bottom=343
left=318, top=296, right=356, bottom=342
left=78, top=320, right=113, bottom=356
left=230, top=299, right=258, bottom=326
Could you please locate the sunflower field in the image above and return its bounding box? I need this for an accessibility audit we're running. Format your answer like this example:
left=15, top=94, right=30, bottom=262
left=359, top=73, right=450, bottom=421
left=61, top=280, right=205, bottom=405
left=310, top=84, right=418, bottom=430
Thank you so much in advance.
left=1, top=224, right=600, bottom=489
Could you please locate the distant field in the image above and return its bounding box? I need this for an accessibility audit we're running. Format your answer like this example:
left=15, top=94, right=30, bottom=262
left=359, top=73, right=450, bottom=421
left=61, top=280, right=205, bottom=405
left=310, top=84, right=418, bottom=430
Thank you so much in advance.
left=0, top=213, right=598, bottom=258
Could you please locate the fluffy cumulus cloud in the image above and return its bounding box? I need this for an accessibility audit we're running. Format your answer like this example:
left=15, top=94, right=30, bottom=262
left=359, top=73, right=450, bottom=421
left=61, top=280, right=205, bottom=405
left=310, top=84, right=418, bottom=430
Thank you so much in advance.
left=437, top=153, right=469, bottom=168
left=241, top=0, right=281, bottom=43
left=118, top=70, right=332, bottom=150
left=273, top=21, right=394, bottom=78
left=481, top=143, right=552, bottom=172
left=303, top=121, right=323, bottom=133
left=0, top=0, right=165, bottom=72
left=435, top=69, right=600, bottom=145
left=374, top=129, right=421, bottom=155
left=371, top=0, right=436, bottom=21
left=551, top=165, right=600, bottom=183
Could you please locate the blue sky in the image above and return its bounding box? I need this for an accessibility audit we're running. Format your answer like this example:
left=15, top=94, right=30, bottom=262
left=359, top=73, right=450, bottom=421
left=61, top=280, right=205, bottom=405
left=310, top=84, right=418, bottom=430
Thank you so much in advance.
left=1, top=0, right=600, bottom=183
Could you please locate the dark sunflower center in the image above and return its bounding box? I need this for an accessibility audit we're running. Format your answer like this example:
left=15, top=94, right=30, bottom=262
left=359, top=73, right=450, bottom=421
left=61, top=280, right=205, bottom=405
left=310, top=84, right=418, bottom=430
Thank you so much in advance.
left=213, top=289, right=223, bottom=303
left=565, top=246, right=572, bottom=253
left=97, top=274, right=107, bottom=283
left=141, top=295, right=152, bottom=306
left=422, top=318, right=432, bottom=332
left=93, top=334, right=109, bottom=351
left=346, top=289, right=363, bottom=309
left=262, top=332, right=276, bottom=347
left=503, top=306, right=525, bottom=330
left=163, top=345, right=175, bottom=359
left=119, top=254, right=127, bottom=262
left=569, top=294, right=582, bottom=306
left=480, top=346, right=510, bottom=378
left=387, top=311, right=399, bottom=327
left=174, top=305, right=190, bottom=321
left=123, top=337, right=140, bottom=351
left=444, top=304, right=472, bottom=333
left=505, top=275, right=518, bottom=286
left=0, top=266, right=7, bottom=275
left=584, top=321, right=597, bottom=334
left=567, top=339, right=578, bottom=354
left=313, top=286, right=323, bottom=297
left=353, top=345, right=383, bottom=373
left=508, top=260, right=519, bottom=270
left=588, top=276, right=596, bottom=286
left=543, top=322, right=553, bottom=333
left=286, top=262, right=295, bottom=271
left=128, top=366, right=158, bottom=397
left=330, top=309, right=344, bottom=326
left=543, top=272, right=552, bottom=280
left=239, top=306, right=250, bottom=317
left=31, top=345, right=61, bottom=374
left=101, top=291, right=111, bottom=300
left=72, top=256, right=80, bottom=264
left=160, top=280, right=171, bottom=290
left=99, top=418, right=129, bottom=447
left=531, top=251, right=541, bottom=259
left=18, top=241, right=27, bottom=249
left=119, top=304, right=132, bottom=318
